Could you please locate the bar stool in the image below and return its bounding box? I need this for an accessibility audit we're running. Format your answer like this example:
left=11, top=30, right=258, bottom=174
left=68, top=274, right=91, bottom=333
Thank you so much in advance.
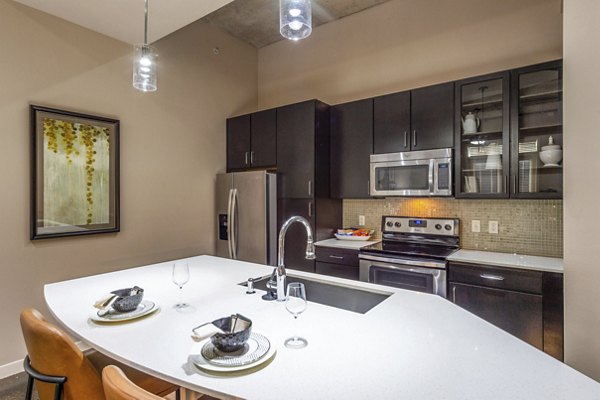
left=20, top=308, right=180, bottom=400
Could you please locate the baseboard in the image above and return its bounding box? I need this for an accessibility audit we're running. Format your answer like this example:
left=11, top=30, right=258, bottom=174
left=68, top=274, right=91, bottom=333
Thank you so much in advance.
left=0, top=359, right=23, bottom=379
left=0, top=341, right=92, bottom=379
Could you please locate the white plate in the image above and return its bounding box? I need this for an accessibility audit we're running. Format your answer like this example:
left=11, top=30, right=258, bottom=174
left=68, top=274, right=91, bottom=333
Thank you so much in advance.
left=191, top=332, right=276, bottom=373
left=91, top=300, right=159, bottom=323
left=334, top=234, right=372, bottom=241
left=201, top=332, right=270, bottom=367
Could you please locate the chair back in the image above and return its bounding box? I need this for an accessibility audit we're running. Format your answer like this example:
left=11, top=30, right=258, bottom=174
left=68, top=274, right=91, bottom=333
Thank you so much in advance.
left=19, top=308, right=104, bottom=400
left=102, top=365, right=163, bottom=400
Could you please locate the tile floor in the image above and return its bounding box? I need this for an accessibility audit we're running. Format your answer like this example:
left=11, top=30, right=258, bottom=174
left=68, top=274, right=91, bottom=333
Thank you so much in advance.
left=0, top=371, right=38, bottom=400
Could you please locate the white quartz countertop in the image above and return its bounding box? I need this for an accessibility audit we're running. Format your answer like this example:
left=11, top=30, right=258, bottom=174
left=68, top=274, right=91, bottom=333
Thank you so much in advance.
left=44, top=255, right=595, bottom=399
left=448, top=249, right=564, bottom=273
left=314, top=238, right=380, bottom=250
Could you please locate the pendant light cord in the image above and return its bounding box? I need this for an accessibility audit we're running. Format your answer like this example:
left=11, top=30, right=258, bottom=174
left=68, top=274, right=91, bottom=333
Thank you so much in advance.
left=144, top=0, right=148, bottom=45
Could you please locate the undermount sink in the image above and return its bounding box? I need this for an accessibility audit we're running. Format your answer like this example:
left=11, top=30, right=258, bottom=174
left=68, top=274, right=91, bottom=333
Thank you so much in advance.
left=243, top=275, right=392, bottom=314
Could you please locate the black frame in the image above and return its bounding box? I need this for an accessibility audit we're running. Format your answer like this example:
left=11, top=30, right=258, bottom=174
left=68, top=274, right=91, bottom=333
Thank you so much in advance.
left=454, top=71, right=511, bottom=199
left=30, top=105, right=120, bottom=240
left=23, top=355, right=67, bottom=400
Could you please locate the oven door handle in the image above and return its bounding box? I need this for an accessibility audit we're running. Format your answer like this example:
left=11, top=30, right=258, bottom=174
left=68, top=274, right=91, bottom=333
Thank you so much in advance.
left=359, top=254, right=446, bottom=269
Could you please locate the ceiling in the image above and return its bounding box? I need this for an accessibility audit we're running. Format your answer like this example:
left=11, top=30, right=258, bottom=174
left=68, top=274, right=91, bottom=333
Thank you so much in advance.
left=12, top=0, right=235, bottom=44
left=13, top=0, right=392, bottom=49
left=202, top=0, right=392, bottom=48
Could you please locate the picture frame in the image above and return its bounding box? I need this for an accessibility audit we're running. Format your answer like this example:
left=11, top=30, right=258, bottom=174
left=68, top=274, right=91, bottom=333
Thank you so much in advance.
left=30, top=105, right=120, bottom=240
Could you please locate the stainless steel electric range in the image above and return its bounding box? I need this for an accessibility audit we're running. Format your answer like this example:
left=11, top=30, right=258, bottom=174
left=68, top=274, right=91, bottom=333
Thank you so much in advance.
left=359, top=216, right=460, bottom=298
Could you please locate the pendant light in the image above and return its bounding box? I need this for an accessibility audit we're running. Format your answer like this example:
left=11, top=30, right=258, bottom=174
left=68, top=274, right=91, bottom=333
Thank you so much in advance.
left=280, top=0, right=312, bottom=41
left=133, top=0, right=157, bottom=92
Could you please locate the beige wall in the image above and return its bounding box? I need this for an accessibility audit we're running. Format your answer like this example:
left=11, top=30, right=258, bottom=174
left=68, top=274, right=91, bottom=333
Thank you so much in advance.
left=258, top=0, right=563, bottom=108
left=563, top=0, right=600, bottom=381
left=0, top=0, right=257, bottom=366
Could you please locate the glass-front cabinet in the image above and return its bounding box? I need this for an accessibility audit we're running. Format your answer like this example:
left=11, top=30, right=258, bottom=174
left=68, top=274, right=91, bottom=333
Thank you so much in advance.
left=455, top=72, right=510, bottom=198
left=456, top=60, right=563, bottom=199
left=511, top=61, right=563, bottom=198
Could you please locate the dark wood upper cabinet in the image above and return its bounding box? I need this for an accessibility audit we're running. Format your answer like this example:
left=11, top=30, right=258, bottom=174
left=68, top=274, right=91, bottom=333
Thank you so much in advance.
left=410, top=82, right=455, bottom=151
left=276, top=101, right=316, bottom=199
left=510, top=60, right=563, bottom=199
left=249, top=109, right=277, bottom=168
left=454, top=71, right=511, bottom=199
left=330, top=99, right=373, bottom=198
left=454, top=60, right=562, bottom=199
left=373, top=91, right=410, bottom=153
left=226, top=115, right=251, bottom=171
left=226, top=110, right=276, bottom=172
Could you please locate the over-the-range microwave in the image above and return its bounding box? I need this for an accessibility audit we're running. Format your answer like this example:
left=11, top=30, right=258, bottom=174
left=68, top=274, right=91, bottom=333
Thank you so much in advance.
left=369, top=148, right=453, bottom=197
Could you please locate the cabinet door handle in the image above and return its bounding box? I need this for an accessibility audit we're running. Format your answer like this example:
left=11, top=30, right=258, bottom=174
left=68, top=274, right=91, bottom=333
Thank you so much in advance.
left=245, top=151, right=249, bottom=165
left=413, top=130, right=417, bottom=147
left=308, top=180, right=312, bottom=196
left=513, top=176, right=517, bottom=193
left=308, top=201, right=312, bottom=217
left=480, top=274, right=505, bottom=281
left=329, top=255, right=344, bottom=260
left=403, top=131, right=408, bottom=148
left=250, top=151, right=254, bottom=165
left=452, top=285, right=457, bottom=303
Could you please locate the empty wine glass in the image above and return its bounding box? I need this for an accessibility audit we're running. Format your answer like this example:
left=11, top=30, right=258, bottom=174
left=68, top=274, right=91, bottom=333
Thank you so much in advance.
left=284, top=282, right=308, bottom=349
left=172, top=261, right=190, bottom=310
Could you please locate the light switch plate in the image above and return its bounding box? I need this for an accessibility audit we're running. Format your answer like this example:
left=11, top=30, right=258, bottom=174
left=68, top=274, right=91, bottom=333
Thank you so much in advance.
left=489, top=220, right=499, bottom=234
left=358, top=215, right=365, bottom=226
left=471, top=220, right=480, bottom=233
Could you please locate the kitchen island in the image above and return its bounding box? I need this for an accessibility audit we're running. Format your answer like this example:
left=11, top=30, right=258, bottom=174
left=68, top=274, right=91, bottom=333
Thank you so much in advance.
left=44, top=256, right=599, bottom=399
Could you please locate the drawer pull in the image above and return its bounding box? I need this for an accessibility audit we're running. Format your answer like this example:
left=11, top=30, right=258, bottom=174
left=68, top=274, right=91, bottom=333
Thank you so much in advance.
left=480, top=274, right=505, bottom=281
left=329, top=255, right=344, bottom=260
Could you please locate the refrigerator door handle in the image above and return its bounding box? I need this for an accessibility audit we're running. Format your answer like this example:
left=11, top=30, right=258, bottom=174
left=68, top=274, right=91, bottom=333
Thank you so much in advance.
left=231, top=188, right=239, bottom=259
left=227, top=189, right=234, bottom=259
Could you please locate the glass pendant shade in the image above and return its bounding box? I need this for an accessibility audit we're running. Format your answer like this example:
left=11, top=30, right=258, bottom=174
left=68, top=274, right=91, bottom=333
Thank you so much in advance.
left=280, top=0, right=312, bottom=41
left=133, top=44, right=157, bottom=92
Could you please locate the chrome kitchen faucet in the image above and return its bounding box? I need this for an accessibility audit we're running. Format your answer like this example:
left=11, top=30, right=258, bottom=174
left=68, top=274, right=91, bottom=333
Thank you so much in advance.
left=271, top=216, right=316, bottom=302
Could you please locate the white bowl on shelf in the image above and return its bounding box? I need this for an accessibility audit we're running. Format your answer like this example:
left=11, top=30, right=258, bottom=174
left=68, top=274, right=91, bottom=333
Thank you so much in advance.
left=539, top=148, right=562, bottom=167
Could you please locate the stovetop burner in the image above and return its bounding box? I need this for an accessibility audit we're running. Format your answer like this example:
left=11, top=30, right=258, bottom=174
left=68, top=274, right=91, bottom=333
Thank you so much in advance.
left=361, top=241, right=458, bottom=261
left=360, top=216, right=460, bottom=262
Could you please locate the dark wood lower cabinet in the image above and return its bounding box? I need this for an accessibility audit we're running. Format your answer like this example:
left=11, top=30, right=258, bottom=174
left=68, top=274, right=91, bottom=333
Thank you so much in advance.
left=316, top=262, right=359, bottom=281
left=450, top=282, right=543, bottom=350
left=315, top=246, right=359, bottom=280
left=449, top=262, right=563, bottom=360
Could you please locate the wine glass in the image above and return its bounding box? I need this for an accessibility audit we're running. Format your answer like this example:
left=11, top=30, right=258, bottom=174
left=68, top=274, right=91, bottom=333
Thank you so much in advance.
left=171, top=261, right=190, bottom=310
left=284, top=282, right=308, bottom=349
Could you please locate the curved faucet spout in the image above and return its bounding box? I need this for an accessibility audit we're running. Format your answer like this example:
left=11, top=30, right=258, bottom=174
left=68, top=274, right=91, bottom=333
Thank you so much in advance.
left=274, top=216, right=316, bottom=302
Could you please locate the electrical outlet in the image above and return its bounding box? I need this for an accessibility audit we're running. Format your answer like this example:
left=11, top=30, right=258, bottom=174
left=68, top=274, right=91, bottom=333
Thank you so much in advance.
left=489, top=220, right=499, bottom=234
left=471, top=220, right=480, bottom=233
left=358, top=215, right=365, bottom=226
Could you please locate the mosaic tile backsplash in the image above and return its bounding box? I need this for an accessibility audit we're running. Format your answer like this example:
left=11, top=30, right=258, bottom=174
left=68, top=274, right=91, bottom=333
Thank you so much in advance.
left=343, top=199, right=563, bottom=258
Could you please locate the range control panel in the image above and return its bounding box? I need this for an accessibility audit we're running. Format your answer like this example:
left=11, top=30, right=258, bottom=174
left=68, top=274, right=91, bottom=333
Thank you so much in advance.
left=381, top=216, right=459, bottom=236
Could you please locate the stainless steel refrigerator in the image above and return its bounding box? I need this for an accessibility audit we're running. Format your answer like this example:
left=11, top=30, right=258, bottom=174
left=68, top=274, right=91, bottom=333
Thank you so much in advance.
left=216, top=171, right=277, bottom=265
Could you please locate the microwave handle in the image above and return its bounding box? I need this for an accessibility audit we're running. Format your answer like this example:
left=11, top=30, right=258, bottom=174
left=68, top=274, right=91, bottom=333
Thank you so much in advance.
left=428, top=159, right=435, bottom=194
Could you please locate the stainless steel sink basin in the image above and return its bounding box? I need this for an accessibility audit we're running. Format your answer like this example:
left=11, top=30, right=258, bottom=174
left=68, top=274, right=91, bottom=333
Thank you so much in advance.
left=243, top=275, right=392, bottom=314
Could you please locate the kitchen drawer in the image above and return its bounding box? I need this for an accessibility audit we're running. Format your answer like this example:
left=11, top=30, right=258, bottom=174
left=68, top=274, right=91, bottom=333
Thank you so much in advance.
left=449, top=262, right=542, bottom=294
left=316, top=261, right=359, bottom=281
left=315, top=247, right=359, bottom=267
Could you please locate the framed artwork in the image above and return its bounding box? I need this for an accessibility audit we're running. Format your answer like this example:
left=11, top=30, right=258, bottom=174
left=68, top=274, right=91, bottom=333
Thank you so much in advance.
left=30, top=105, right=120, bottom=240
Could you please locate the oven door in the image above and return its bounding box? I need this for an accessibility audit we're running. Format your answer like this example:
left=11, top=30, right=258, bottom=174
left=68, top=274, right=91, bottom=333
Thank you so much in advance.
left=359, top=254, right=447, bottom=297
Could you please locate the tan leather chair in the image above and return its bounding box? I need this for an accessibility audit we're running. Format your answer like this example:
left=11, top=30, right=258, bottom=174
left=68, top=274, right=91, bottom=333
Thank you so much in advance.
left=20, top=308, right=178, bottom=400
left=102, top=365, right=163, bottom=400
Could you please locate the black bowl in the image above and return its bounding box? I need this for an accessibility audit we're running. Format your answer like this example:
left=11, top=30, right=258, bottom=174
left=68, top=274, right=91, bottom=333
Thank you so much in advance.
left=111, top=287, right=144, bottom=312
left=210, top=315, right=252, bottom=353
